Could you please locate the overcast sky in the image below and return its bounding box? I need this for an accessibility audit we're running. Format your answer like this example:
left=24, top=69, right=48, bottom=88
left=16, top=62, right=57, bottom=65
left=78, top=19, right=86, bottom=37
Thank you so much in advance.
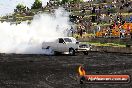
left=0, top=0, right=49, bottom=16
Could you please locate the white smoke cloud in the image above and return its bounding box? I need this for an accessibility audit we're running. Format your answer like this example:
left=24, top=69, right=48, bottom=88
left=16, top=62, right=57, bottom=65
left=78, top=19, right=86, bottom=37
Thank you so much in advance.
left=0, top=8, right=72, bottom=54
left=0, top=0, right=49, bottom=16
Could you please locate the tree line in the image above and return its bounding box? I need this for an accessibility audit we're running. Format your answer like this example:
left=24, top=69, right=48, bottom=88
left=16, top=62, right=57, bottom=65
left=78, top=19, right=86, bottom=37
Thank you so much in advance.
left=15, top=0, right=84, bottom=12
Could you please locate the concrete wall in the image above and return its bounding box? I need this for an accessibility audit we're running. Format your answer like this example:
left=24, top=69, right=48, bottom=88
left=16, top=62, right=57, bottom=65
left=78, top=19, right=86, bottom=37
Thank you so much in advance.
left=78, top=37, right=126, bottom=44
left=92, top=46, right=132, bottom=54
left=78, top=37, right=132, bottom=53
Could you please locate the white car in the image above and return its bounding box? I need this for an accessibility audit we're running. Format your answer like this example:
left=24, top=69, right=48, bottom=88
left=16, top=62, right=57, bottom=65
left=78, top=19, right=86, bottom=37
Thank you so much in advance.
left=42, top=37, right=91, bottom=55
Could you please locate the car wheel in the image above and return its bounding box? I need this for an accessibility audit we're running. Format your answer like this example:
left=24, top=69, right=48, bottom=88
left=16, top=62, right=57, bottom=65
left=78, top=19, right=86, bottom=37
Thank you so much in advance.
left=43, top=46, right=55, bottom=55
left=83, top=51, right=88, bottom=55
left=69, top=48, right=75, bottom=56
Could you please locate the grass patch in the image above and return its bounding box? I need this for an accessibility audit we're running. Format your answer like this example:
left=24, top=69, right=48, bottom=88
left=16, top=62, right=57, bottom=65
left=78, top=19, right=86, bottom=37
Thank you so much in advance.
left=121, top=13, right=132, bottom=16
left=81, top=42, right=126, bottom=47
left=74, top=33, right=95, bottom=38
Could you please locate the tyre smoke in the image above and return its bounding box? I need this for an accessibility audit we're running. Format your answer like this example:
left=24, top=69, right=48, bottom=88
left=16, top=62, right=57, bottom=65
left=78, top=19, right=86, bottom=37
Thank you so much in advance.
left=0, top=8, right=73, bottom=54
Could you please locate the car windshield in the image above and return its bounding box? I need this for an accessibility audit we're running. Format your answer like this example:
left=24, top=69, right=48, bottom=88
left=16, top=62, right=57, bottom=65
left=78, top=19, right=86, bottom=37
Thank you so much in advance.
left=64, top=38, right=72, bottom=42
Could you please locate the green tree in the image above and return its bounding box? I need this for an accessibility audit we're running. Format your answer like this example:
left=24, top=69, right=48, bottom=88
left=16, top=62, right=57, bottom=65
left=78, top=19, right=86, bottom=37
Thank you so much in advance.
left=16, top=3, right=26, bottom=12
left=31, top=0, right=42, bottom=9
left=61, top=0, right=69, bottom=4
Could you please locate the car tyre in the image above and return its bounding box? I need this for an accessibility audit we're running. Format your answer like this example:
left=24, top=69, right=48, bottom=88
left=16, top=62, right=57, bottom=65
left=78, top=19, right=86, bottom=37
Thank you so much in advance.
left=83, top=51, right=88, bottom=55
left=69, top=48, right=75, bottom=56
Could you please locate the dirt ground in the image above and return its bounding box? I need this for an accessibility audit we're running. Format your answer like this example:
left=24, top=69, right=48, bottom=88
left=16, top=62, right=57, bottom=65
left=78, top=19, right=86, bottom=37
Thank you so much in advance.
left=0, top=52, right=131, bottom=88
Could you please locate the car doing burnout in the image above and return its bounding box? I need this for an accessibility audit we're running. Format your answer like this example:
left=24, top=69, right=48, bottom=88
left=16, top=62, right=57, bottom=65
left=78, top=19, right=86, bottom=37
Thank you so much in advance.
left=42, top=37, right=91, bottom=55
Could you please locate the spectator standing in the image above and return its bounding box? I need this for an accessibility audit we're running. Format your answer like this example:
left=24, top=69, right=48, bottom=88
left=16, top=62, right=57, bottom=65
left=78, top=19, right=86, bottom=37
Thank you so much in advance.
left=70, top=26, right=74, bottom=37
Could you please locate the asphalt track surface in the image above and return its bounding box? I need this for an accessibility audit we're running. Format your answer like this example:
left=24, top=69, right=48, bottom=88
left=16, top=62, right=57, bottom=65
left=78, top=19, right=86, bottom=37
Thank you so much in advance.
left=0, top=52, right=131, bottom=88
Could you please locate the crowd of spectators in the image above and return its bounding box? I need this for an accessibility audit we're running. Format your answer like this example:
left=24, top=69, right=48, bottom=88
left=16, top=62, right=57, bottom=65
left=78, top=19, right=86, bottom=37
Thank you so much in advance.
left=61, top=0, right=132, bottom=38
left=2, top=0, right=132, bottom=38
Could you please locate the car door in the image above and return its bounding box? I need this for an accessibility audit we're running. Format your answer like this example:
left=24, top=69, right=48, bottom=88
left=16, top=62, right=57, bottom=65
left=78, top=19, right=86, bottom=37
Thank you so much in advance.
left=64, top=38, right=78, bottom=51
left=57, top=38, right=66, bottom=52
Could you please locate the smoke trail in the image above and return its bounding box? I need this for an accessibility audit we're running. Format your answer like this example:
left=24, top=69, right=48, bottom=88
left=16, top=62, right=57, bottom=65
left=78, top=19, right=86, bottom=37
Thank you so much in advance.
left=0, top=8, right=73, bottom=54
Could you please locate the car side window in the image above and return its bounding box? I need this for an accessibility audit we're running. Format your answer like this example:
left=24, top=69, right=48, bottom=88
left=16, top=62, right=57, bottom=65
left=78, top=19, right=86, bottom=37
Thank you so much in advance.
left=59, top=38, right=64, bottom=43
